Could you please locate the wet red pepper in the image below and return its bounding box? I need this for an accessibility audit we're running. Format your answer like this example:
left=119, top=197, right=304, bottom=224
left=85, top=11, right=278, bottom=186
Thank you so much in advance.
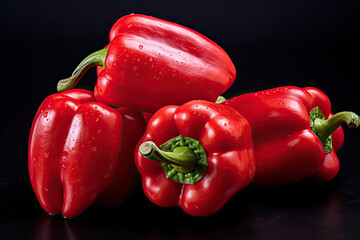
left=58, top=14, right=236, bottom=113
left=135, top=100, right=255, bottom=216
left=28, top=89, right=146, bottom=218
left=222, top=86, right=359, bottom=185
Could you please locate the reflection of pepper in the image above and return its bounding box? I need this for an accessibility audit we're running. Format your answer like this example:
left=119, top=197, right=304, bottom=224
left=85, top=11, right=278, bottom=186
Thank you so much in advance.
left=222, top=86, right=359, bottom=185
left=58, top=14, right=236, bottom=113
left=135, top=100, right=255, bottom=216
left=28, top=89, right=145, bottom=218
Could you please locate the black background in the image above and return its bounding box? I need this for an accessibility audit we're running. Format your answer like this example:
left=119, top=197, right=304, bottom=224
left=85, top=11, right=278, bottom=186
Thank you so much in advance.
left=1, top=0, right=360, bottom=239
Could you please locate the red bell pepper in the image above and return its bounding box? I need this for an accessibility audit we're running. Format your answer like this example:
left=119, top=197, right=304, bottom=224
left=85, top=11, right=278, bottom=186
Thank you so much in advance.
left=96, top=62, right=153, bottom=124
left=134, top=100, right=255, bottom=216
left=222, top=86, right=359, bottom=185
left=57, top=14, right=236, bottom=113
left=28, top=89, right=146, bottom=218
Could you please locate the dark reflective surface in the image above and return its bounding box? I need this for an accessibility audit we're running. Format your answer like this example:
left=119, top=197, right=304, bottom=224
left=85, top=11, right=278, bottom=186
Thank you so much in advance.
left=1, top=0, right=359, bottom=239
left=1, top=145, right=360, bottom=239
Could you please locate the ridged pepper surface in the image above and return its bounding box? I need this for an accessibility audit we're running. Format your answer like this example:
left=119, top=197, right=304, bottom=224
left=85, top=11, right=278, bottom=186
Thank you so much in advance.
left=28, top=89, right=146, bottom=218
left=135, top=100, right=255, bottom=216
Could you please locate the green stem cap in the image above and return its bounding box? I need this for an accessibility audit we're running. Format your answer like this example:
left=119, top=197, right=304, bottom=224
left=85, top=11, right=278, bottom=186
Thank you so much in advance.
left=310, top=107, right=360, bottom=153
left=57, top=48, right=108, bottom=92
left=139, top=135, right=208, bottom=184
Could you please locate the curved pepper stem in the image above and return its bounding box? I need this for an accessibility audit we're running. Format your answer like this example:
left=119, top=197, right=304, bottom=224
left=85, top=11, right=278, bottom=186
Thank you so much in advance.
left=139, top=135, right=208, bottom=184
left=311, top=107, right=360, bottom=152
left=57, top=48, right=108, bottom=92
left=315, top=111, right=360, bottom=143
left=139, top=141, right=197, bottom=173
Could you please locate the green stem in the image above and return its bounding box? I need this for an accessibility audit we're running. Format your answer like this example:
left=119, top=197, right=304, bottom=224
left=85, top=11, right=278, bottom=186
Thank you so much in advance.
left=215, top=95, right=226, bottom=104
left=139, top=141, right=197, bottom=173
left=312, top=111, right=360, bottom=144
left=57, top=48, right=108, bottom=92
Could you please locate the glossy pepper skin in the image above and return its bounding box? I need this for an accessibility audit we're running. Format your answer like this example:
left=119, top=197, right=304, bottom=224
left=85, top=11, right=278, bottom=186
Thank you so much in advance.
left=222, top=86, right=359, bottom=185
left=96, top=59, right=153, bottom=124
left=28, top=89, right=146, bottom=218
left=58, top=14, right=236, bottom=113
left=134, top=100, right=255, bottom=216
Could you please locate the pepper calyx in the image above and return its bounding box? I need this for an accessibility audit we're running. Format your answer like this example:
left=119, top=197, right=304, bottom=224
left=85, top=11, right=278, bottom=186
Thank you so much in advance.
left=310, top=107, right=333, bottom=153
